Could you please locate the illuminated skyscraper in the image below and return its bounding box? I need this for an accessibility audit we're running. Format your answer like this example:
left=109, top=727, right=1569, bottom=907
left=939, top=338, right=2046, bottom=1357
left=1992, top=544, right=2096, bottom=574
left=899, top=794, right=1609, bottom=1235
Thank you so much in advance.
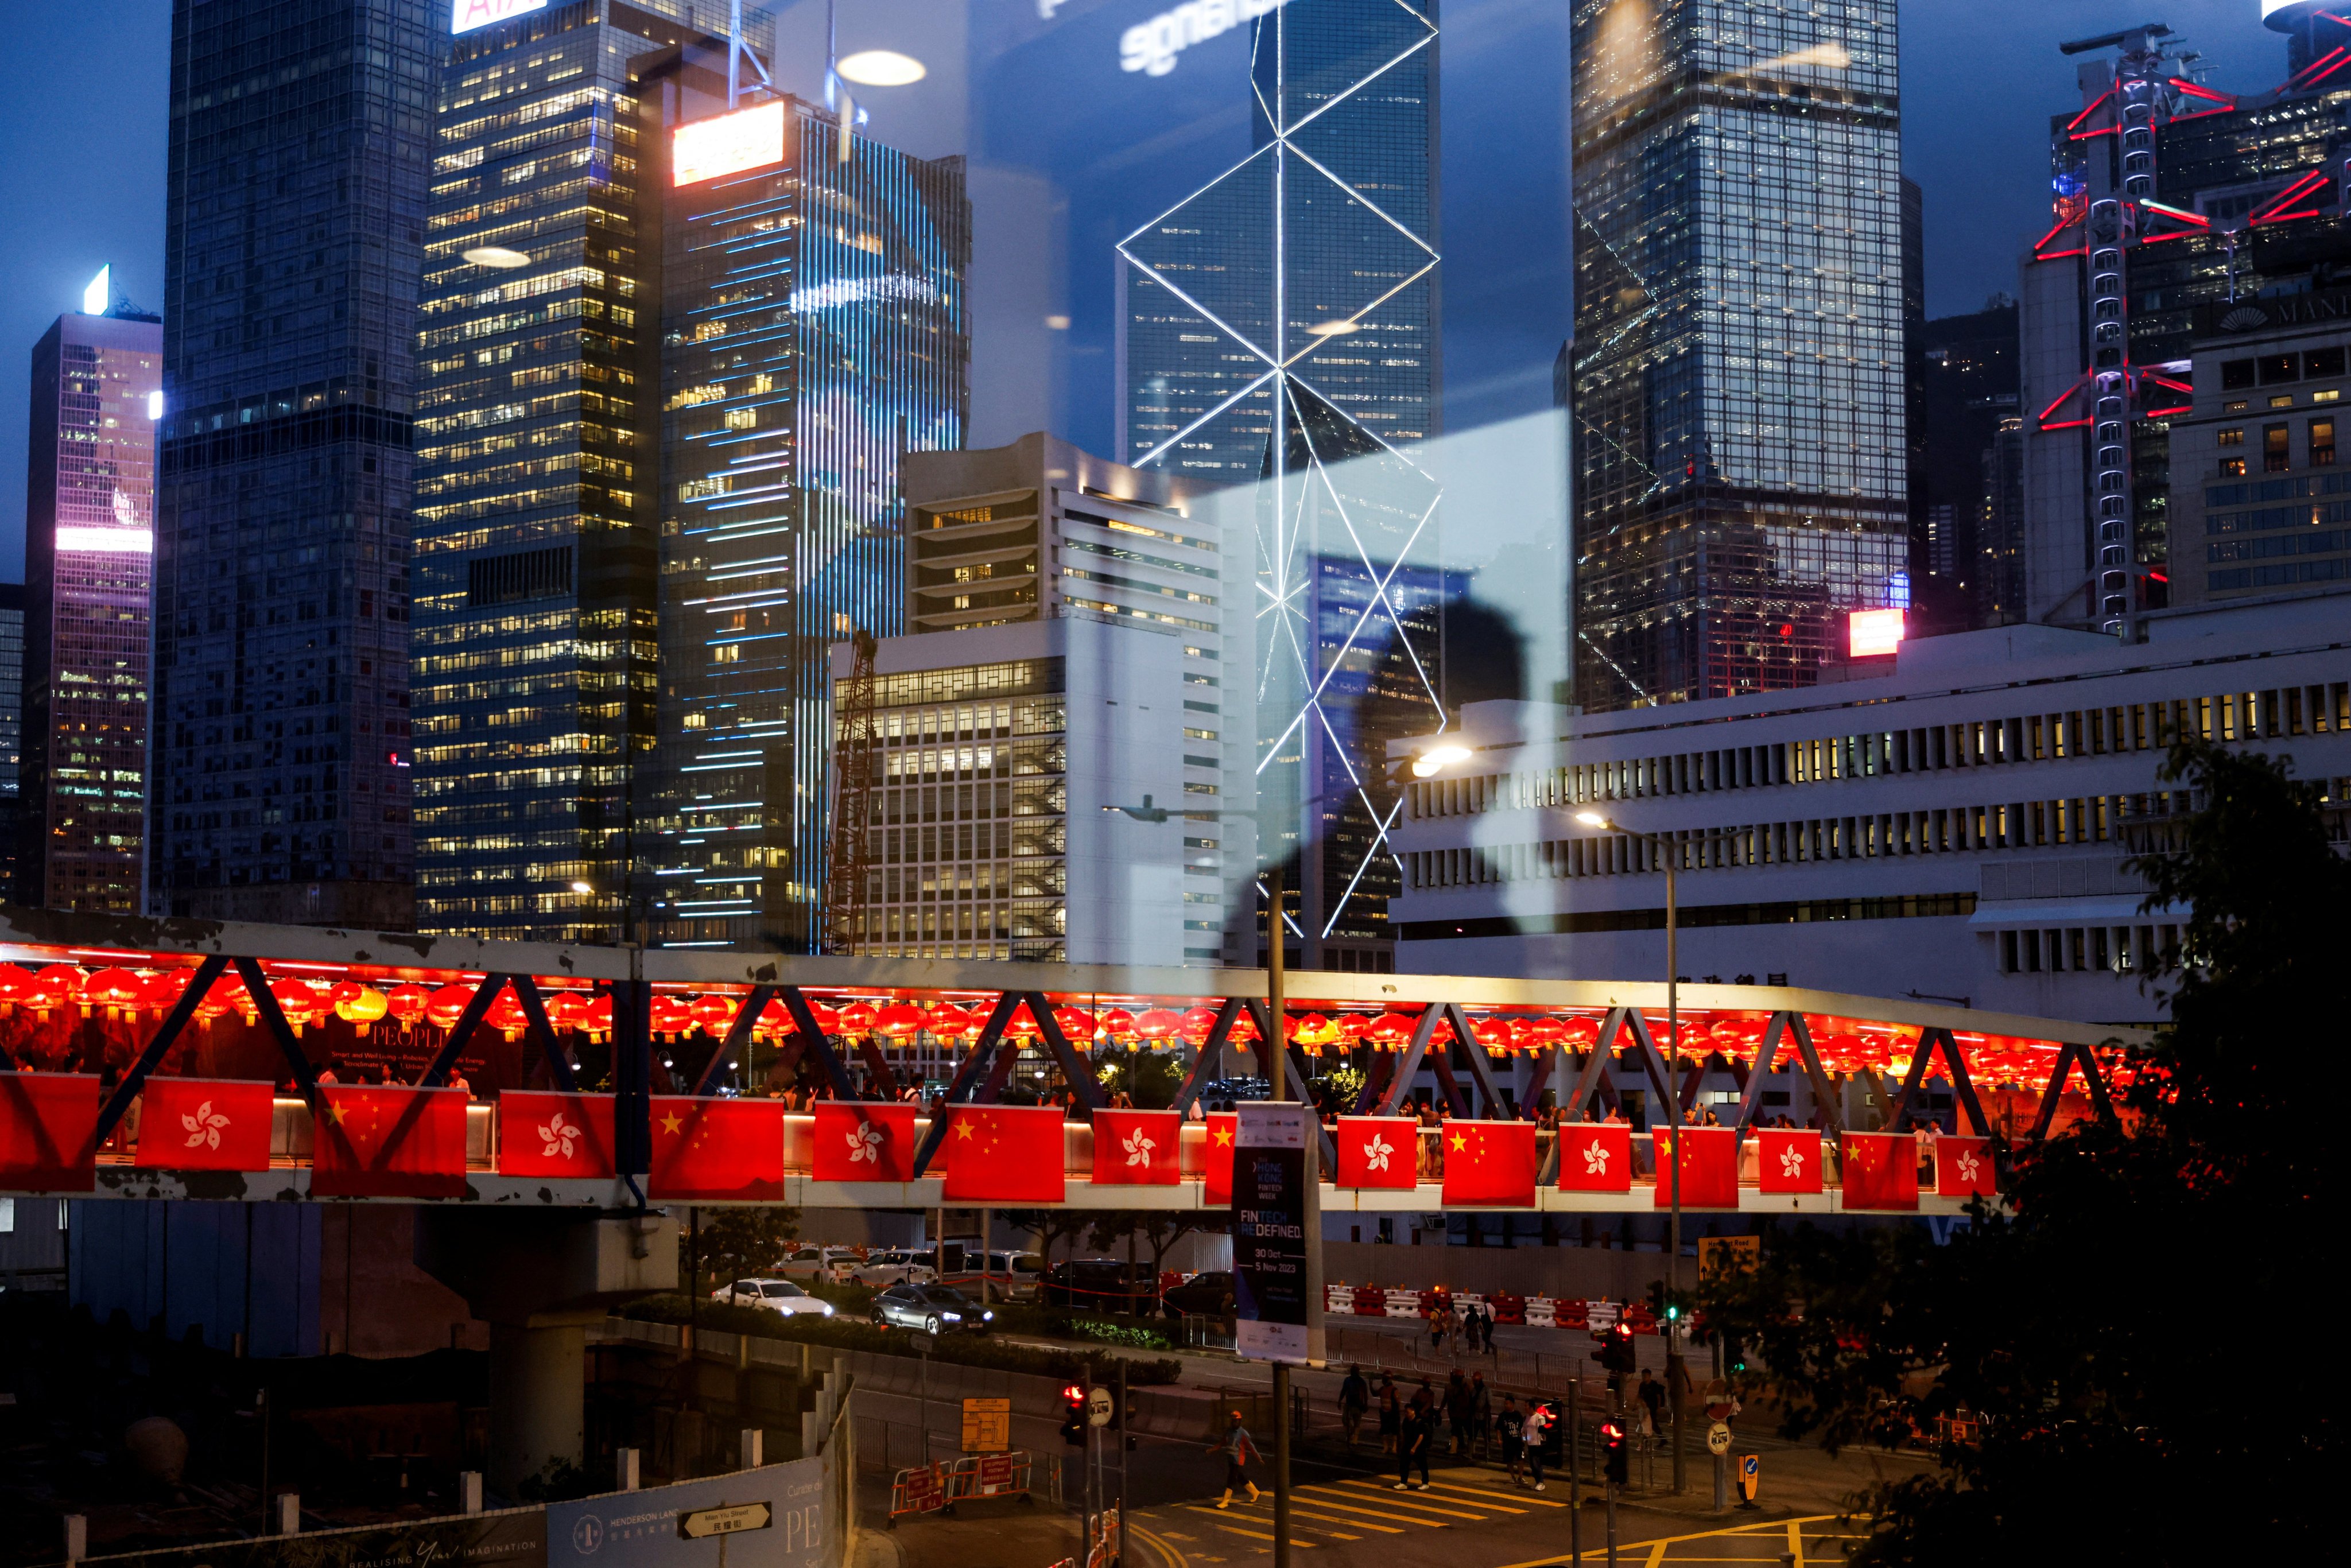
left=413, top=1, right=761, bottom=942
left=150, top=0, right=433, bottom=926
left=1570, top=1, right=1906, bottom=708
left=1116, top=0, right=1444, bottom=971
left=646, top=83, right=969, bottom=949
left=20, top=300, right=161, bottom=913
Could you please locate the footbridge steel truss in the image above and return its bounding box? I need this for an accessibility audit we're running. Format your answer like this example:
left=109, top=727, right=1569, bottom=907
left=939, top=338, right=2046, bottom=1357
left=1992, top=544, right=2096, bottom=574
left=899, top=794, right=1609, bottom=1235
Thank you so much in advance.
left=0, top=909, right=2144, bottom=1215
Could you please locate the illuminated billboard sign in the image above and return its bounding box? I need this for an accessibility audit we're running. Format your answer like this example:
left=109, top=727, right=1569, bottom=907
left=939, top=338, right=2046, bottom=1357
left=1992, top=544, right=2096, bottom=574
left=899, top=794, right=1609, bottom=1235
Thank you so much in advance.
left=1122, top=0, right=1290, bottom=77
left=673, top=100, right=786, bottom=187
left=452, top=0, right=548, bottom=36
left=57, top=526, right=152, bottom=554
left=1847, top=608, right=1906, bottom=659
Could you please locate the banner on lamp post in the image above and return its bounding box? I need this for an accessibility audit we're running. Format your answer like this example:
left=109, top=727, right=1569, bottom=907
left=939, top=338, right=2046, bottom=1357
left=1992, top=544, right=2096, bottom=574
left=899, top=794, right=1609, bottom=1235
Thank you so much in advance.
left=1232, top=1101, right=1322, bottom=1364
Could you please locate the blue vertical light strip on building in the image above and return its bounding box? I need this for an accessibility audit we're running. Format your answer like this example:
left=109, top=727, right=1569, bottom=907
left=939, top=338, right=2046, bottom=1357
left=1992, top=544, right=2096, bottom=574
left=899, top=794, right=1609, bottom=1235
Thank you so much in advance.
left=1116, top=0, right=1443, bottom=960
left=657, top=98, right=968, bottom=948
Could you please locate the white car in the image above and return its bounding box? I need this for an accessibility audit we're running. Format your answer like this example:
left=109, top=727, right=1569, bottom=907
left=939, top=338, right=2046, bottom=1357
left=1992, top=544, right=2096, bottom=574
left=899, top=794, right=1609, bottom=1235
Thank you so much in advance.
left=774, top=1246, right=862, bottom=1284
left=847, top=1249, right=938, bottom=1287
left=712, top=1278, right=837, bottom=1318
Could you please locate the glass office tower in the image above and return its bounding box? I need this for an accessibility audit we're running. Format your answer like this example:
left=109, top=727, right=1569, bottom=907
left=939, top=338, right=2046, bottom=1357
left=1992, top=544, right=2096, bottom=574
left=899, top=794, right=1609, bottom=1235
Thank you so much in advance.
left=1116, top=0, right=1444, bottom=970
left=1570, top=0, right=1906, bottom=709
left=150, top=0, right=433, bottom=927
left=413, top=1, right=755, bottom=942
left=20, top=306, right=160, bottom=913
left=649, top=84, right=970, bottom=949
left=0, top=583, right=22, bottom=896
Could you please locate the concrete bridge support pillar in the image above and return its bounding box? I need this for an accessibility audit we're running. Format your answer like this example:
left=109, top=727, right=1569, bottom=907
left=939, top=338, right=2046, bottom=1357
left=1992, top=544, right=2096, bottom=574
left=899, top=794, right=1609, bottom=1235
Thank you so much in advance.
left=416, top=1209, right=678, bottom=1495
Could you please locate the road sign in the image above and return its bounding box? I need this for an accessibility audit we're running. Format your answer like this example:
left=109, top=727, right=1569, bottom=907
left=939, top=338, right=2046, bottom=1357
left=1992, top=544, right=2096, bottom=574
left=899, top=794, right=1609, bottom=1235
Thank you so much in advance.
left=1698, top=1235, right=1760, bottom=1277
left=1737, top=1451, right=1761, bottom=1503
left=678, top=1503, right=773, bottom=1539
left=1086, top=1386, right=1113, bottom=1427
left=963, top=1397, right=1012, bottom=1451
left=1703, top=1378, right=1738, bottom=1422
left=1706, top=1422, right=1733, bottom=1456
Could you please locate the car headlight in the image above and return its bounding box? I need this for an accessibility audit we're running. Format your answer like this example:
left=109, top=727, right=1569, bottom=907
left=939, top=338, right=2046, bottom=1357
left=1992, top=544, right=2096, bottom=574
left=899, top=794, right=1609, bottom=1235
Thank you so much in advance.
left=941, top=1312, right=961, bottom=1321
left=982, top=1310, right=994, bottom=1322
left=821, top=1303, right=835, bottom=1315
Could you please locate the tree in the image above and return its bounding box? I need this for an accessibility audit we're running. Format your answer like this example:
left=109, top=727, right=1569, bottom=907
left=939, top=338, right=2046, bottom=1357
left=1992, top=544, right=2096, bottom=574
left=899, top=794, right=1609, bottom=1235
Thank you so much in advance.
left=1085, top=1210, right=1225, bottom=1317
left=687, top=1208, right=801, bottom=1297
left=1696, top=738, right=2345, bottom=1565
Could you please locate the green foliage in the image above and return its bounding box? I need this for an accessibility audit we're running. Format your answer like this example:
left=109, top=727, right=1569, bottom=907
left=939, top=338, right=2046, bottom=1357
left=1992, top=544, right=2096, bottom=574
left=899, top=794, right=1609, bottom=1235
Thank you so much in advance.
left=1694, top=739, right=2344, bottom=1565
left=686, top=1208, right=801, bottom=1296
left=615, top=1293, right=1184, bottom=1384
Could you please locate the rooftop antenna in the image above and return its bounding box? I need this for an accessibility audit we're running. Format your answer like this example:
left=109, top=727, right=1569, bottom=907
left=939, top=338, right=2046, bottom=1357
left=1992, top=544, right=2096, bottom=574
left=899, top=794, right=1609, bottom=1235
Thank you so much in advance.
left=821, top=0, right=868, bottom=161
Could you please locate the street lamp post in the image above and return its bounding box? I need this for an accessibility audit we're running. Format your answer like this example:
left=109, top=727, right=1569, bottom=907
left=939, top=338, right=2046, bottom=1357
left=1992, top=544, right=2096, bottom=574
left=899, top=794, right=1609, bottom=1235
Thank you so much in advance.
left=1574, top=810, right=1685, bottom=1495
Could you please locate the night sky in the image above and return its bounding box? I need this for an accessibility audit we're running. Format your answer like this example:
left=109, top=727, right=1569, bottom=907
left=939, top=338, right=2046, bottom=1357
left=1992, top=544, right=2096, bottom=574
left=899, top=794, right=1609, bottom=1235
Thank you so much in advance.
left=0, top=0, right=2295, bottom=576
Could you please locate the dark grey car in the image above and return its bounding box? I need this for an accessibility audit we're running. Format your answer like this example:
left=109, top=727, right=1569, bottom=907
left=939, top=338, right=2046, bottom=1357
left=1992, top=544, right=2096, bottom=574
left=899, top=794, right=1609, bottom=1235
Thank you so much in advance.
left=872, top=1284, right=996, bottom=1335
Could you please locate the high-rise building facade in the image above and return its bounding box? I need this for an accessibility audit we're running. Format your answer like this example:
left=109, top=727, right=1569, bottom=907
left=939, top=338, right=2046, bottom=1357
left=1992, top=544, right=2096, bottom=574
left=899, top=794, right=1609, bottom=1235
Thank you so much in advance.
left=413, top=2, right=756, bottom=942
left=2019, top=10, right=2351, bottom=632
left=1570, top=0, right=1907, bottom=709
left=1914, top=299, right=2021, bottom=630
left=1116, top=0, right=1445, bottom=971
left=0, top=583, right=22, bottom=895
left=20, top=304, right=161, bottom=913
left=150, top=0, right=434, bottom=927
left=647, top=84, right=969, bottom=950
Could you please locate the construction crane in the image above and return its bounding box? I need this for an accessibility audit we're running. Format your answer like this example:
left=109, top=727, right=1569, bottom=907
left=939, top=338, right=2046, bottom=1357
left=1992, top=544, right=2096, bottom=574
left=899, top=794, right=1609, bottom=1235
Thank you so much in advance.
left=820, top=627, right=879, bottom=955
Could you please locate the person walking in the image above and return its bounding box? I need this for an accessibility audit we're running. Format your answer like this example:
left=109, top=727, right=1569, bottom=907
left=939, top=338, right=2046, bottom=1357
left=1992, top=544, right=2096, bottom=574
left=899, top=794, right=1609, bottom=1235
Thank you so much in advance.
left=1394, top=1399, right=1431, bottom=1491
left=1638, top=1367, right=1667, bottom=1439
left=1378, top=1375, right=1400, bottom=1454
left=1499, top=1394, right=1525, bottom=1485
left=1469, top=1371, right=1493, bottom=1458
left=1210, top=1410, right=1261, bottom=1508
left=1340, top=1364, right=1371, bottom=1450
left=1445, top=1370, right=1472, bottom=1456
left=1427, top=1303, right=1446, bottom=1356
left=1522, top=1399, right=1550, bottom=1491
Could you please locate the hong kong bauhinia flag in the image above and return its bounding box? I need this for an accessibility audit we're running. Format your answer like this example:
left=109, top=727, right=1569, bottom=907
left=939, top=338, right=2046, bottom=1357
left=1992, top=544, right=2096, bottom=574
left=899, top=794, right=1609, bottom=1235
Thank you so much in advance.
left=1204, top=1112, right=1237, bottom=1205
left=137, top=1078, right=274, bottom=1172
left=312, top=1085, right=470, bottom=1198
left=1091, top=1108, right=1182, bottom=1186
left=1558, top=1123, right=1633, bottom=1193
left=1755, top=1128, right=1824, bottom=1195
left=497, top=1090, right=616, bottom=1180
left=1441, top=1120, right=1538, bottom=1206
left=0, top=1072, right=99, bottom=1191
left=649, top=1096, right=785, bottom=1201
left=1840, top=1132, right=1919, bottom=1210
left=1935, top=1135, right=1998, bottom=1198
left=814, top=1101, right=918, bottom=1183
left=1653, top=1125, right=1739, bottom=1209
left=945, top=1104, right=1065, bottom=1202
left=1336, top=1116, right=1418, bottom=1190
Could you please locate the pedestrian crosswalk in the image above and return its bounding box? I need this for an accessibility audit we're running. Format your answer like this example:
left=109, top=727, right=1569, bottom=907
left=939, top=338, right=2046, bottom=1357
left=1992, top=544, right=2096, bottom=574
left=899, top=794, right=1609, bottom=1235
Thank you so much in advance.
left=1145, top=1466, right=1564, bottom=1553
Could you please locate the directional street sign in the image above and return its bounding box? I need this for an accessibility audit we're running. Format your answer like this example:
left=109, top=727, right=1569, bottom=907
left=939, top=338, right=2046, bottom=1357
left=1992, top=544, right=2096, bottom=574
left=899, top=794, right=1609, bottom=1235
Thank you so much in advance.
left=678, top=1503, right=773, bottom=1540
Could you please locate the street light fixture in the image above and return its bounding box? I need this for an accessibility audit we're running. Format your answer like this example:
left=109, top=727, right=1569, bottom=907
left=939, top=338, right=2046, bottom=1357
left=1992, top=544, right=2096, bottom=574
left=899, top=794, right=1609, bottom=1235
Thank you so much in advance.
left=1572, top=810, right=1689, bottom=1495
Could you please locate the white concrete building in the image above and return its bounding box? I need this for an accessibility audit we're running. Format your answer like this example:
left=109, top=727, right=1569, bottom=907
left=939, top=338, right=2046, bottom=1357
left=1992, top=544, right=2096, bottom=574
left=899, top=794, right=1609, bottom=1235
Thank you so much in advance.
left=1389, top=595, right=2351, bottom=1024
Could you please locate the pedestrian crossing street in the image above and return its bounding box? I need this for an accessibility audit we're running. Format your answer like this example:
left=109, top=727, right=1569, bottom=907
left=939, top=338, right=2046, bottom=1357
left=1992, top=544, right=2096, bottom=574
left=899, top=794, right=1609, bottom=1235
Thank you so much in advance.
left=1146, top=1467, right=1564, bottom=1550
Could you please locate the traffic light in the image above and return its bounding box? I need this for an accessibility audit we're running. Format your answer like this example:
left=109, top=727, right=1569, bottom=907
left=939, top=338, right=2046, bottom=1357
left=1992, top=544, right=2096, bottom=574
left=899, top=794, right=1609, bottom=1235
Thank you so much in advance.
left=1593, top=1321, right=1638, bottom=1376
left=1724, top=1333, right=1748, bottom=1375
left=1601, top=1420, right=1628, bottom=1487
left=1061, top=1383, right=1086, bottom=1447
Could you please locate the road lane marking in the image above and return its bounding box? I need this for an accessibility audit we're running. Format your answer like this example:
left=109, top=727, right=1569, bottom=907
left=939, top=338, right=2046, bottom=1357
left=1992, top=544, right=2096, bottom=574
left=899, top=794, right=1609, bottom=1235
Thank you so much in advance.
left=1131, top=1523, right=1190, bottom=1568
left=1295, top=1485, right=1487, bottom=1524
left=1419, top=1478, right=1558, bottom=1507
left=1491, top=1513, right=1845, bottom=1568
left=1328, top=1480, right=1491, bottom=1519
left=1181, top=1505, right=1351, bottom=1541
left=1197, top=1519, right=1317, bottom=1546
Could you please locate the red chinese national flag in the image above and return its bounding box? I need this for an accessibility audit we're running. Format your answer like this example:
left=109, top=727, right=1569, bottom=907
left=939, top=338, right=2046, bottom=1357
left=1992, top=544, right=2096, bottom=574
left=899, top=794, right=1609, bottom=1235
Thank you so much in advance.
left=944, top=1104, right=1065, bottom=1202
left=312, top=1085, right=470, bottom=1198
left=649, top=1096, right=785, bottom=1201
left=1840, top=1132, right=1918, bottom=1211
left=1336, top=1116, right=1418, bottom=1190
left=1203, top=1113, right=1237, bottom=1205
left=1653, top=1125, right=1739, bottom=1209
left=1935, top=1135, right=1997, bottom=1199
left=1557, top=1123, right=1632, bottom=1193
left=136, top=1078, right=274, bottom=1172
left=1091, top=1109, right=1182, bottom=1186
left=497, top=1091, right=616, bottom=1180
left=1441, top=1120, right=1538, bottom=1206
left=1755, top=1128, right=1824, bottom=1195
left=0, top=1072, right=99, bottom=1191
left=814, top=1101, right=918, bottom=1183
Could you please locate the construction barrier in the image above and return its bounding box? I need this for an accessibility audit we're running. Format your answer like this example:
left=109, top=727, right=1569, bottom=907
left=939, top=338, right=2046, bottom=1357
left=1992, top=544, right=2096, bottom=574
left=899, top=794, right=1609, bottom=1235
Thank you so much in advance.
left=946, top=1449, right=1035, bottom=1503
left=890, top=1461, right=952, bottom=1521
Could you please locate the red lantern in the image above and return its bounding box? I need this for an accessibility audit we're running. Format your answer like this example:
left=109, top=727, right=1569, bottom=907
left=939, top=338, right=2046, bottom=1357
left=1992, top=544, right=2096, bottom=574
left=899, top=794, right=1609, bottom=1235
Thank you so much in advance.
left=85, top=968, right=143, bottom=1018
left=138, top=970, right=192, bottom=1017
left=927, top=1004, right=976, bottom=1039
left=388, top=984, right=431, bottom=1027
left=648, top=995, right=691, bottom=1038
left=1368, top=1012, right=1415, bottom=1049
left=1177, top=1006, right=1220, bottom=1045
left=689, top=993, right=738, bottom=1038
left=1097, top=1007, right=1138, bottom=1040
left=1004, top=1001, right=1043, bottom=1038
left=426, top=984, right=475, bottom=1031
left=876, top=1002, right=927, bottom=1038
left=581, top=993, right=614, bottom=1041
left=837, top=1001, right=880, bottom=1035
left=29, top=964, right=84, bottom=1019
left=1134, top=1007, right=1182, bottom=1042
left=272, top=979, right=326, bottom=1037
left=0, top=967, right=30, bottom=1014
left=544, top=991, right=588, bottom=1034
left=487, top=987, right=530, bottom=1041
left=1052, top=1006, right=1098, bottom=1043
left=1524, top=1016, right=1566, bottom=1049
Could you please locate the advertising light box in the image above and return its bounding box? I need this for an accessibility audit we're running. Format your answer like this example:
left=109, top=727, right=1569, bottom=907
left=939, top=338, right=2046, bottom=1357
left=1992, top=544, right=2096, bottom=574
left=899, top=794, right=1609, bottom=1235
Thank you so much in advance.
left=673, top=101, right=787, bottom=187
